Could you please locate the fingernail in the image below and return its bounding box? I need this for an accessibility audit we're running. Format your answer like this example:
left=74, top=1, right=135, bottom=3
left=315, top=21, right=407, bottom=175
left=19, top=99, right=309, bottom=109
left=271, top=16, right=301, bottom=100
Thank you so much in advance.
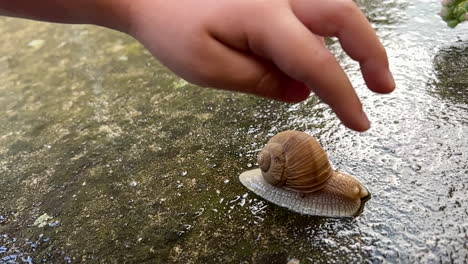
left=359, top=111, right=371, bottom=131
left=341, top=109, right=370, bottom=132
left=386, top=70, right=396, bottom=92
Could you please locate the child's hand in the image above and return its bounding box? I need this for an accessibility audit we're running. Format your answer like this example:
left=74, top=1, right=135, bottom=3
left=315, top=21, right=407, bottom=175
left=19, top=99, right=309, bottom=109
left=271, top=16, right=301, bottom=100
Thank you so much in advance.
left=126, top=0, right=395, bottom=131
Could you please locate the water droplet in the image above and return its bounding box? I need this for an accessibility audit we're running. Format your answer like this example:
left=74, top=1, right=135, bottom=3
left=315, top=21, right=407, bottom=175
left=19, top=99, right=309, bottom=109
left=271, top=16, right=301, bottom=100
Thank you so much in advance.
left=229, top=196, right=240, bottom=203
left=0, top=246, right=7, bottom=253
left=176, top=180, right=183, bottom=188
left=194, top=208, right=205, bottom=217
left=239, top=199, right=246, bottom=207
left=21, top=256, right=33, bottom=264
left=48, top=221, right=60, bottom=227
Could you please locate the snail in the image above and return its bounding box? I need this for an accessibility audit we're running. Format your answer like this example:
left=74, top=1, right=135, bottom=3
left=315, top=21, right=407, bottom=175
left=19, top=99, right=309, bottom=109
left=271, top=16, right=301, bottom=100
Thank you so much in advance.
left=239, top=130, right=371, bottom=217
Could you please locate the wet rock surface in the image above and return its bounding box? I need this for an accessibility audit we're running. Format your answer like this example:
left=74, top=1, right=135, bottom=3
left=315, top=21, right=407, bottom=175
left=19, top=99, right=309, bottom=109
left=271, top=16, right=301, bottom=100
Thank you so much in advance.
left=1, top=1, right=468, bottom=263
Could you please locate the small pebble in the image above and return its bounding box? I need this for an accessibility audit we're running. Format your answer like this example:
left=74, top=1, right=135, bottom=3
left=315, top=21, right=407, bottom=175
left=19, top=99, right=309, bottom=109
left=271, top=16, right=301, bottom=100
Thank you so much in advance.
left=27, top=39, right=45, bottom=49
left=287, top=258, right=300, bottom=264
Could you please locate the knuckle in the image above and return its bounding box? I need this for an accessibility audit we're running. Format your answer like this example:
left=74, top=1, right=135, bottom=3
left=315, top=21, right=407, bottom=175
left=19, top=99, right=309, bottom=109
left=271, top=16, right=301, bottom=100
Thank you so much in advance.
left=335, top=0, right=359, bottom=14
left=297, top=52, right=336, bottom=83
left=315, top=50, right=336, bottom=66
left=254, top=70, right=277, bottom=94
left=330, top=0, right=360, bottom=26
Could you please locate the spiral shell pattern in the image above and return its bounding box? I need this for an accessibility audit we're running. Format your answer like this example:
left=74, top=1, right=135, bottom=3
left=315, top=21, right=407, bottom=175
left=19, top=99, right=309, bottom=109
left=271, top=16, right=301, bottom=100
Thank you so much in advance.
left=258, top=130, right=334, bottom=193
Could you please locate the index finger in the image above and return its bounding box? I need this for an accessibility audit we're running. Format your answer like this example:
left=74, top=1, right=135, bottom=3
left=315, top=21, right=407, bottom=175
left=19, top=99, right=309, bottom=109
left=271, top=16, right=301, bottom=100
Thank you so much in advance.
left=247, top=9, right=370, bottom=131
left=290, top=0, right=395, bottom=94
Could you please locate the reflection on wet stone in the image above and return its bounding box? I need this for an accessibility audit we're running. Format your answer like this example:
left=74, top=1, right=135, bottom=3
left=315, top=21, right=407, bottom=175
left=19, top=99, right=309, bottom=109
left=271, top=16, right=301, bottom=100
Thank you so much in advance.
left=357, top=0, right=409, bottom=26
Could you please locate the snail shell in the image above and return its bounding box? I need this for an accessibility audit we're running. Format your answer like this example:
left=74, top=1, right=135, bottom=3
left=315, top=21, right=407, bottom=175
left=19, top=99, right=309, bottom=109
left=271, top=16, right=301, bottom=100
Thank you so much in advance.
left=239, top=130, right=370, bottom=217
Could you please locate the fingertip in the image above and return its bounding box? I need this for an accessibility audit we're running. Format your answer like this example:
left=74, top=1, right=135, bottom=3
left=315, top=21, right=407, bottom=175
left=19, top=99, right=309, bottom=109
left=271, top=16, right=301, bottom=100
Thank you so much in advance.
left=362, top=63, right=396, bottom=94
left=355, top=111, right=371, bottom=132
left=372, top=69, right=395, bottom=94
left=337, top=109, right=370, bottom=132
left=383, top=69, right=396, bottom=93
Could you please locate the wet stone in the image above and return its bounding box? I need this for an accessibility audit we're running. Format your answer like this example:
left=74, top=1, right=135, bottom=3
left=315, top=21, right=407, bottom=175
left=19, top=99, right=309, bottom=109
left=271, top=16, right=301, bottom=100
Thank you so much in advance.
left=1, top=2, right=468, bottom=263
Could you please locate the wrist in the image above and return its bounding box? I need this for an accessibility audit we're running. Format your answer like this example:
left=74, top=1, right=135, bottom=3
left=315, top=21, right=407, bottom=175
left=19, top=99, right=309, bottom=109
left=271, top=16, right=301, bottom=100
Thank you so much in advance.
left=0, top=0, right=135, bottom=33
left=80, top=0, right=135, bottom=33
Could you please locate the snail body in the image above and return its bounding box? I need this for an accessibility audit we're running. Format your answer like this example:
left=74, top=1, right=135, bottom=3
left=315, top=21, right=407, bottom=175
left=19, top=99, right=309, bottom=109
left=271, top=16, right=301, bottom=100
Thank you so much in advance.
left=239, top=130, right=370, bottom=217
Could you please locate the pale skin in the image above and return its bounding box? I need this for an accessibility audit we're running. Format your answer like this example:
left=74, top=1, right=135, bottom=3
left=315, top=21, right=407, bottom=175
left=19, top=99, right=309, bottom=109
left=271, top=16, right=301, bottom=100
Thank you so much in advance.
left=0, top=0, right=395, bottom=131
